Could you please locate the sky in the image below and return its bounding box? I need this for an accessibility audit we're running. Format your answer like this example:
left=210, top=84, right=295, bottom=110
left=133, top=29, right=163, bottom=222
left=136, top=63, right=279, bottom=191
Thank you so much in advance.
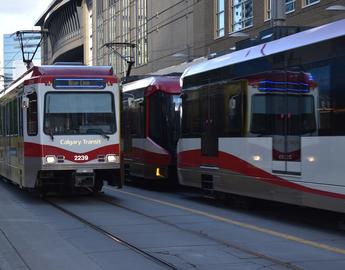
left=0, top=0, right=52, bottom=70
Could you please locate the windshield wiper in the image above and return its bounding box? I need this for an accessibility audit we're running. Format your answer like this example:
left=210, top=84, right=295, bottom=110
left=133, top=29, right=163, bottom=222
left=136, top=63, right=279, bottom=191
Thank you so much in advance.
left=92, top=129, right=110, bottom=140
left=49, top=129, right=54, bottom=141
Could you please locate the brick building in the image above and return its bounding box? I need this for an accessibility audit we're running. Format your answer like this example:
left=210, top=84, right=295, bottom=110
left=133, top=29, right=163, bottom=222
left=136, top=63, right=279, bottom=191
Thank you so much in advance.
left=36, top=0, right=345, bottom=78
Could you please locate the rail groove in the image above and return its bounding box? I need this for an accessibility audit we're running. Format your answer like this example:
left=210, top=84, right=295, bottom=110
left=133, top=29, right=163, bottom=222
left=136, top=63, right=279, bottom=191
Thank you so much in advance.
left=45, top=198, right=178, bottom=270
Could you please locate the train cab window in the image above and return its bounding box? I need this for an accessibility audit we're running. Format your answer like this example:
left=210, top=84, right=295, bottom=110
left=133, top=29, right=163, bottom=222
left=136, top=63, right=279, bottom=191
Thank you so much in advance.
left=27, top=92, right=38, bottom=136
left=181, top=90, right=202, bottom=137
left=44, top=92, right=116, bottom=136
left=251, top=94, right=283, bottom=135
left=122, top=89, right=145, bottom=139
left=149, top=92, right=181, bottom=152
left=251, top=94, right=316, bottom=136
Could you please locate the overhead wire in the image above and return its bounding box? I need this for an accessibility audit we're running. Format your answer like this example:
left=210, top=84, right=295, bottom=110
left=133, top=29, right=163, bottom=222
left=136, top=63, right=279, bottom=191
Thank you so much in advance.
left=2, top=32, right=41, bottom=87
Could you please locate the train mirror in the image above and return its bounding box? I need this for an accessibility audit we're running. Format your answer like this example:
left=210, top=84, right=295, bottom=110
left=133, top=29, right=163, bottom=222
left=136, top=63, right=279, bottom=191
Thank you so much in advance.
left=136, top=97, right=144, bottom=105
left=229, top=96, right=237, bottom=110
left=180, top=93, right=188, bottom=100
left=127, top=97, right=134, bottom=107
left=22, top=97, right=29, bottom=108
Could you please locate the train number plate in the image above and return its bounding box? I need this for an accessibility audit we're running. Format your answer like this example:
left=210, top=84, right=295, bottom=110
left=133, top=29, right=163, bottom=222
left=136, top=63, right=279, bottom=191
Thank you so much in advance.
left=74, top=155, right=89, bottom=161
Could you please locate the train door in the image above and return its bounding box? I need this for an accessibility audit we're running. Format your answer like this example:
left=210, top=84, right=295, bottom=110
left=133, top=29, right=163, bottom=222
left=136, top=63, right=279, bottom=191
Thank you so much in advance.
left=201, top=84, right=218, bottom=156
left=251, top=92, right=302, bottom=175
left=0, top=106, right=4, bottom=175
left=201, top=81, right=244, bottom=157
left=122, top=94, right=132, bottom=153
left=271, top=94, right=302, bottom=176
left=3, top=102, right=10, bottom=178
left=251, top=73, right=316, bottom=176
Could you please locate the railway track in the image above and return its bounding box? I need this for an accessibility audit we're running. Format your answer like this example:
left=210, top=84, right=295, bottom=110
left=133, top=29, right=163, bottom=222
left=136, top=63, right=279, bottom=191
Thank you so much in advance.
left=44, top=198, right=178, bottom=270
left=45, top=185, right=345, bottom=270
left=96, top=189, right=303, bottom=270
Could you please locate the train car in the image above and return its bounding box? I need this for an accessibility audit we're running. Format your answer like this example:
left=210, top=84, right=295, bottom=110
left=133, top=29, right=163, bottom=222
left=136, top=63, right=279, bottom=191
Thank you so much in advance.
left=122, top=76, right=181, bottom=183
left=178, top=18, right=345, bottom=213
left=0, top=65, right=122, bottom=194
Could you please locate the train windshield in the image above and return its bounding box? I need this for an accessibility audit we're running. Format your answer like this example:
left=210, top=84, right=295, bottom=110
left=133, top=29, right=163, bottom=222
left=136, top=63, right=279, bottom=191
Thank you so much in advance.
left=149, top=93, right=181, bottom=153
left=44, top=92, right=116, bottom=135
left=251, top=94, right=316, bottom=135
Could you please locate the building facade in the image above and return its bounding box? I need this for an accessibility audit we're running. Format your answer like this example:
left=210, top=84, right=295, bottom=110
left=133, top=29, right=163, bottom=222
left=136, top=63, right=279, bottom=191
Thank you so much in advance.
left=36, top=0, right=345, bottom=78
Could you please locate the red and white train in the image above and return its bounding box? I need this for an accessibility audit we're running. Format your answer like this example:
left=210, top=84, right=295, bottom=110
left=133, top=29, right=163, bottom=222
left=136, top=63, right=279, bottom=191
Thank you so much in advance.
left=178, top=18, right=345, bottom=213
left=0, top=65, right=122, bottom=194
left=122, top=76, right=181, bottom=182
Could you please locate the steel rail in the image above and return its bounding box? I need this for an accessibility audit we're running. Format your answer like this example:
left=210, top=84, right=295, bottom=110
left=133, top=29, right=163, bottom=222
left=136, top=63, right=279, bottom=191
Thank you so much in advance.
left=44, top=198, right=178, bottom=270
left=98, top=190, right=304, bottom=270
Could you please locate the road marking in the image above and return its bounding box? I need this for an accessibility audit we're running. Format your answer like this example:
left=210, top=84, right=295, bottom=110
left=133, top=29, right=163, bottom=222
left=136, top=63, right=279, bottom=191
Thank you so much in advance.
left=108, top=188, right=345, bottom=255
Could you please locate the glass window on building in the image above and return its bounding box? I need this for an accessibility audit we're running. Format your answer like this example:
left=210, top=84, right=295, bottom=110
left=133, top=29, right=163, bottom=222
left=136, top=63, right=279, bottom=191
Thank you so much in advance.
left=265, top=0, right=271, bottom=21
left=304, top=0, right=320, bottom=7
left=108, top=0, right=116, bottom=66
left=106, top=0, right=147, bottom=74
left=136, top=0, right=148, bottom=66
left=96, top=0, right=104, bottom=65
left=215, top=0, right=225, bottom=38
left=121, top=0, right=130, bottom=73
left=231, top=0, right=253, bottom=32
left=285, top=0, right=295, bottom=13
left=265, top=0, right=295, bottom=20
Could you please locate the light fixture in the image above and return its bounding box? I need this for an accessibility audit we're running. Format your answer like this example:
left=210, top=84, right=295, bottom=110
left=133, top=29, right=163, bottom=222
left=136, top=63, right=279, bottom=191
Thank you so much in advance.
left=156, top=167, right=163, bottom=177
left=326, top=5, right=345, bottom=11
left=45, top=155, right=57, bottom=164
left=253, top=155, right=261, bottom=161
left=307, top=156, right=315, bottom=163
left=229, top=32, right=250, bottom=37
left=106, top=154, right=119, bottom=163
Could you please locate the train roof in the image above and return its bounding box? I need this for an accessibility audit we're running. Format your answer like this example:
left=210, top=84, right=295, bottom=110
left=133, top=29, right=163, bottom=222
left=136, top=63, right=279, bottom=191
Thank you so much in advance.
left=181, top=18, right=345, bottom=80
left=25, top=65, right=117, bottom=85
left=30, top=65, right=115, bottom=77
left=122, top=76, right=181, bottom=95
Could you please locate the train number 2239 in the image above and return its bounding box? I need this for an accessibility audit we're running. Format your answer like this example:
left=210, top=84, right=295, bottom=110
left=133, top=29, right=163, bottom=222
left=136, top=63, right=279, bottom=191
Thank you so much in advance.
left=74, top=155, right=89, bottom=161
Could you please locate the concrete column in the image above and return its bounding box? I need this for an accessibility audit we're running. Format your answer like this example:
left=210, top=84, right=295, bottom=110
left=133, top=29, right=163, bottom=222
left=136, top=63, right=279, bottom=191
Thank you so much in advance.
left=271, top=0, right=286, bottom=26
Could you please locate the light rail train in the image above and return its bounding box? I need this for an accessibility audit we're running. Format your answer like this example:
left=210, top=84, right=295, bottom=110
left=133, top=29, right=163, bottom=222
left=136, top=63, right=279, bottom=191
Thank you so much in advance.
left=122, top=76, right=181, bottom=183
left=178, top=18, right=345, bottom=213
left=0, top=65, right=122, bottom=194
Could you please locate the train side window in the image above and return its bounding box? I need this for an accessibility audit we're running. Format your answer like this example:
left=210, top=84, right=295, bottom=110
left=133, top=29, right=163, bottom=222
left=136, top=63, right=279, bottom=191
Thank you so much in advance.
left=10, top=99, right=18, bottom=135
left=225, top=94, right=242, bottom=136
left=182, top=90, right=202, bottom=137
left=27, top=93, right=38, bottom=136
left=18, top=97, right=23, bottom=136
left=222, top=82, right=243, bottom=137
left=5, top=103, right=10, bottom=136
left=0, top=106, right=3, bottom=136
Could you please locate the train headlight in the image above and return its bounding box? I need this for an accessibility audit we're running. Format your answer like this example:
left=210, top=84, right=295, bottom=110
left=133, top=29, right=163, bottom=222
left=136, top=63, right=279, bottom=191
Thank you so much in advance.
left=252, top=155, right=261, bottom=161
left=106, top=154, right=119, bottom=163
left=307, top=156, right=315, bottom=163
left=45, top=155, right=57, bottom=164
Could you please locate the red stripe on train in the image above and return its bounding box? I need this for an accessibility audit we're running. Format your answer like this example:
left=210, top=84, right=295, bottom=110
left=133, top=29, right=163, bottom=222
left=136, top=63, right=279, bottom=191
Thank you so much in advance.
left=124, top=147, right=171, bottom=165
left=178, top=149, right=345, bottom=200
left=24, top=142, right=119, bottom=163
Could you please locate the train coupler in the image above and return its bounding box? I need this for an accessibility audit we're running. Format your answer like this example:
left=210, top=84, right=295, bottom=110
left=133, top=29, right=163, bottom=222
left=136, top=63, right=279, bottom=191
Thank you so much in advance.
left=74, top=169, right=95, bottom=187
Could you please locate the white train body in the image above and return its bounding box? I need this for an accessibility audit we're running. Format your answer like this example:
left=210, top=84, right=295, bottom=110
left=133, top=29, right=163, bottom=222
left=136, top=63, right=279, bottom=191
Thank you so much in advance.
left=178, top=19, right=345, bottom=213
left=0, top=65, right=122, bottom=192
